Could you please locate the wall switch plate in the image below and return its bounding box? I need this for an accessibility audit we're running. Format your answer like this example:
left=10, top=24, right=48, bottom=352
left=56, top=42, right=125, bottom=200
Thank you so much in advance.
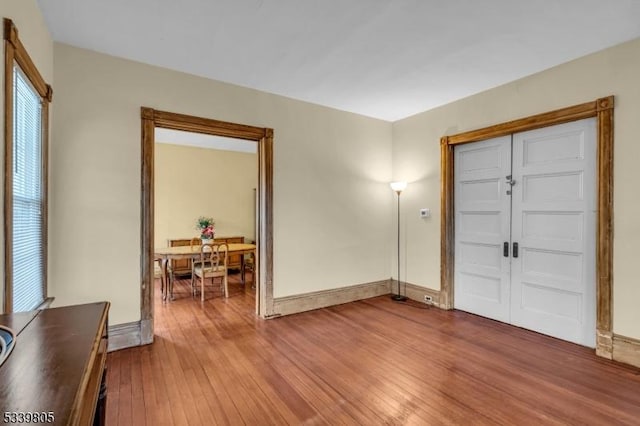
left=420, top=208, right=430, bottom=218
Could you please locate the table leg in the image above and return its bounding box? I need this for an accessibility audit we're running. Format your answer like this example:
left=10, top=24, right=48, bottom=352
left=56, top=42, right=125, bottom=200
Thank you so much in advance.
left=161, top=259, right=169, bottom=302
left=241, top=254, right=246, bottom=285
left=156, top=258, right=165, bottom=301
left=170, top=272, right=175, bottom=301
left=241, top=250, right=255, bottom=286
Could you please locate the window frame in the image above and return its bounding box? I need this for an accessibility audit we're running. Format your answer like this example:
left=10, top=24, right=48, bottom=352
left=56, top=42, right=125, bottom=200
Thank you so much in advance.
left=3, top=18, right=52, bottom=313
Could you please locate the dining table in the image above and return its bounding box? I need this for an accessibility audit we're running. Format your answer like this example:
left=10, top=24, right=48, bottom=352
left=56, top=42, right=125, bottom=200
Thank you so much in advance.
left=154, top=243, right=256, bottom=301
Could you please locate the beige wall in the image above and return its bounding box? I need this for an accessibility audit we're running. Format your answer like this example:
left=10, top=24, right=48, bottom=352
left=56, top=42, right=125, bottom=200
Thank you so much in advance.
left=392, top=37, right=640, bottom=340
left=0, top=1, right=54, bottom=313
left=17, top=1, right=637, bottom=338
left=154, top=143, right=258, bottom=248
left=50, top=43, right=393, bottom=324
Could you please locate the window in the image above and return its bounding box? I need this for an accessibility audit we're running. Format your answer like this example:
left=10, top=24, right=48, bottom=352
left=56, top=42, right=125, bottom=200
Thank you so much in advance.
left=4, top=19, right=52, bottom=313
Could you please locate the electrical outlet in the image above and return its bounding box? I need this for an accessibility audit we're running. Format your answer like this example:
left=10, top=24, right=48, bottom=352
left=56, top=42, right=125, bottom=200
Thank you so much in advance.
left=420, top=208, right=430, bottom=218
left=423, top=295, right=433, bottom=304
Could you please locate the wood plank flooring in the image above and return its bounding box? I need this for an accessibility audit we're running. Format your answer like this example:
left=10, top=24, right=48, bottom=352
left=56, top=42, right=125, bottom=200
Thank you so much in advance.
left=107, top=276, right=640, bottom=425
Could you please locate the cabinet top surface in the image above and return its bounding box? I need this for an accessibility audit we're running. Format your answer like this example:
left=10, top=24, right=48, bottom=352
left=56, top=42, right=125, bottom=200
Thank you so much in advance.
left=0, top=302, right=109, bottom=418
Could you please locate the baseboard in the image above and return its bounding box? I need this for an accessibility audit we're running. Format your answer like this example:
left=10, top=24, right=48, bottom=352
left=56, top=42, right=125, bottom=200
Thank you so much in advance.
left=612, top=334, right=640, bottom=369
left=108, top=321, right=142, bottom=352
left=596, top=329, right=613, bottom=359
left=400, top=281, right=444, bottom=308
left=140, top=318, right=154, bottom=345
left=273, top=279, right=391, bottom=317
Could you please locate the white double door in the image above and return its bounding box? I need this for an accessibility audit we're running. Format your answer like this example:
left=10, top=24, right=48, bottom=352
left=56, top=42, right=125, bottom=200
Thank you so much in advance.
left=454, top=119, right=597, bottom=347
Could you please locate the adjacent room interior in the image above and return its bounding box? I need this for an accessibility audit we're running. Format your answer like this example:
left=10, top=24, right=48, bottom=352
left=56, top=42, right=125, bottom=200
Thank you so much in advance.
left=1, top=0, right=640, bottom=424
left=154, top=127, right=259, bottom=312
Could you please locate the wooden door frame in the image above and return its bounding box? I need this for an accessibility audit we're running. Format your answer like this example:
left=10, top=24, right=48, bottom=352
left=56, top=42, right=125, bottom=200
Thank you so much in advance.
left=140, top=107, right=275, bottom=344
left=440, top=96, right=614, bottom=358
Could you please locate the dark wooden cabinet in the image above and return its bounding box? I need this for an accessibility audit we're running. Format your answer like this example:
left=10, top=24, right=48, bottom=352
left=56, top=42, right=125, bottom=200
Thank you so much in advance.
left=0, top=302, right=110, bottom=425
left=168, top=236, right=245, bottom=274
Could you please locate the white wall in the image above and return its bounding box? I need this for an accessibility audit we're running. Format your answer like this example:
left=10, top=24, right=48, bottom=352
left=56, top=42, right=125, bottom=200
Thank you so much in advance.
left=392, top=37, right=640, bottom=340
left=0, top=1, right=54, bottom=313
left=154, top=143, right=258, bottom=248
left=50, top=43, right=393, bottom=324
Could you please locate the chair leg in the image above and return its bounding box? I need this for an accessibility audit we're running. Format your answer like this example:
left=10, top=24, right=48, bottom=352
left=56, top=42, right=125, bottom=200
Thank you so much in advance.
left=223, top=274, right=228, bottom=298
left=201, top=276, right=205, bottom=302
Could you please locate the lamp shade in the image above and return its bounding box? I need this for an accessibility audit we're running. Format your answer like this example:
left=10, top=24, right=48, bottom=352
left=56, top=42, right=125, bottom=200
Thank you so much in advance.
left=390, top=181, right=407, bottom=193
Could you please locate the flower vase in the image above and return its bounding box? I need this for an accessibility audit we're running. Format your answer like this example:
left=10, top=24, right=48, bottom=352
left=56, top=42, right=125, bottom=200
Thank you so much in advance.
left=201, top=238, right=213, bottom=245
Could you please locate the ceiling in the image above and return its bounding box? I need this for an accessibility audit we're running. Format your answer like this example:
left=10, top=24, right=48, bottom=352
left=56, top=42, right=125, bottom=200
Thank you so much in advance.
left=37, top=0, right=640, bottom=121
left=155, top=128, right=257, bottom=154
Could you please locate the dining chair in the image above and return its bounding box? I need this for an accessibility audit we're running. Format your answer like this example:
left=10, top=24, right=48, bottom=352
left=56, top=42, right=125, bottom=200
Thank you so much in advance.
left=167, top=238, right=196, bottom=297
left=160, top=236, right=200, bottom=299
left=189, top=237, right=201, bottom=248
left=191, top=243, right=229, bottom=301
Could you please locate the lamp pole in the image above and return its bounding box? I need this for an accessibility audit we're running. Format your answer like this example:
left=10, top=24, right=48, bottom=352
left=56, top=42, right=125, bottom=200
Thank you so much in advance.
left=390, top=182, right=407, bottom=302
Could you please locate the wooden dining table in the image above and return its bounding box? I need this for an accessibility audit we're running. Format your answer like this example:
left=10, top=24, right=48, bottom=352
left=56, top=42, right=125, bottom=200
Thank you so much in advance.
left=154, top=243, right=256, bottom=301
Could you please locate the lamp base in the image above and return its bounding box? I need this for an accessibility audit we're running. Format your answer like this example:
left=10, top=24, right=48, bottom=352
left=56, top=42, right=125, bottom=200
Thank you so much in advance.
left=391, top=294, right=408, bottom=302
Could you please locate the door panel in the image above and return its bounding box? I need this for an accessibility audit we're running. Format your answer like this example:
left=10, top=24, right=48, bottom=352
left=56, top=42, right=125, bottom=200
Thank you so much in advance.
left=458, top=272, right=503, bottom=303
left=454, top=136, right=512, bottom=323
left=521, top=211, right=584, bottom=243
left=522, top=171, right=584, bottom=203
left=522, top=131, right=585, bottom=165
left=520, top=282, right=582, bottom=320
left=521, top=249, right=583, bottom=284
left=510, top=119, right=596, bottom=347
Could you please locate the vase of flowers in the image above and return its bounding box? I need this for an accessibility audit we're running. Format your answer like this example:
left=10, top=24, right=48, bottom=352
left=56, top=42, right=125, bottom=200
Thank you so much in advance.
left=196, top=216, right=215, bottom=244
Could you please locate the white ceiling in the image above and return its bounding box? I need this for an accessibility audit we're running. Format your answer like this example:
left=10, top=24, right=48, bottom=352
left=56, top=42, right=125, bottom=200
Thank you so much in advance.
left=155, top=128, right=257, bottom=153
left=37, top=0, right=640, bottom=121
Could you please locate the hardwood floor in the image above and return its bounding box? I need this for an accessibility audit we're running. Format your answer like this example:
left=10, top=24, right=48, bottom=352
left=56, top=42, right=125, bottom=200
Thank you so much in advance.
left=107, top=276, right=640, bottom=425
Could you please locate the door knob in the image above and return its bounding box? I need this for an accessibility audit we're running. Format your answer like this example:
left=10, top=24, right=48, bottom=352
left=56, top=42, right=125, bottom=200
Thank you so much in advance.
left=505, top=175, right=516, bottom=186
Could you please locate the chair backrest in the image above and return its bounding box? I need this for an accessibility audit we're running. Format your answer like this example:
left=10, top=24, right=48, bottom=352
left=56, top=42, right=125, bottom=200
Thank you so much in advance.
left=190, top=237, right=201, bottom=249
left=196, top=243, right=228, bottom=269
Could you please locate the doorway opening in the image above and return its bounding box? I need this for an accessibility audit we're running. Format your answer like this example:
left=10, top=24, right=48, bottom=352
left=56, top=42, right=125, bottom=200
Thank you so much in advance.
left=140, top=108, right=275, bottom=344
left=155, top=128, right=258, bottom=310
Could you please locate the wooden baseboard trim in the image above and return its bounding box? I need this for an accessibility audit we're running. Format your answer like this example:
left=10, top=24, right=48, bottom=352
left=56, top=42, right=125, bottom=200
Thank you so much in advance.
left=140, top=318, right=153, bottom=345
left=401, top=281, right=445, bottom=309
left=273, top=279, right=391, bottom=317
left=596, top=329, right=613, bottom=359
left=612, top=334, right=640, bottom=369
left=108, top=321, right=142, bottom=352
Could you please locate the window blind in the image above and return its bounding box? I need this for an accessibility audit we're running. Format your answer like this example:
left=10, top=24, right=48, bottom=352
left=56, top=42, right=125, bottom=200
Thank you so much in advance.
left=12, top=64, right=45, bottom=312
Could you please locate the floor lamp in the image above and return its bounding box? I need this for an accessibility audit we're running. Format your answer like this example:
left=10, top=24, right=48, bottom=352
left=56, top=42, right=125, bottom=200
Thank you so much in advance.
left=390, top=181, right=407, bottom=301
